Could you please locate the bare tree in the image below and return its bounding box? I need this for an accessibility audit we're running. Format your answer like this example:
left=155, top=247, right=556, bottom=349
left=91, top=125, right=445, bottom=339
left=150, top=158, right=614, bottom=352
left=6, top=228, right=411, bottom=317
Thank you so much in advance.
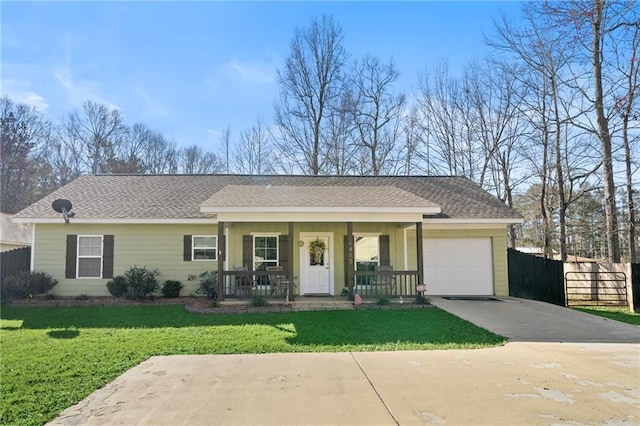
left=323, top=91, right=358, bottom=175
left=417, top=62, right=480, bottom=178
left=398, top=107, right=424, bottom=175
left=490, top=8, right=599, bottom=260
left=613, top=22, right=639, bottom=261
left=178, top=145, right=224, bottom=174
left=348, top=55, right=406, bottom=175
left=233, top=117, right=274, bottom=175
left=141, top=132, right=178, bottom=174
left=535, top=0, right=640, bottom=261
left=274, top=15, right=347, bottom=175
left=0, top=97, right=51, bottom=213
left=220, top=126, right=232, bottom=174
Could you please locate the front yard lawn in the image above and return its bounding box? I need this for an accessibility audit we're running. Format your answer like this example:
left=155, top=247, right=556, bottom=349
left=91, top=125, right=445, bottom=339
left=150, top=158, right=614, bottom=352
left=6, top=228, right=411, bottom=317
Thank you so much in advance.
left=1, top=304, right=504, bottom=426
left=573, top=306, right=640, bottom=326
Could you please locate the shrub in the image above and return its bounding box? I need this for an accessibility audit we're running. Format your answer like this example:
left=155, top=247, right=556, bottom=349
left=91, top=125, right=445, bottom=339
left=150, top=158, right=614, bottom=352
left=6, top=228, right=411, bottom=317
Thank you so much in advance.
left=161, top=280, right=183, bottom=298
left=196, top=271, right=218, bottom=300
left=75, top=294, right=89, bottom=301
left=251, top=295, right=268, bottom=307
left=123, top=266, right=160, bottom=300
left=376, top=297, right=390, bottom=306
left=1, top=271, right=58, bottom=299
left=415, top=295, right=430, bottom=305
left=106, top=276, right=127, bottom=297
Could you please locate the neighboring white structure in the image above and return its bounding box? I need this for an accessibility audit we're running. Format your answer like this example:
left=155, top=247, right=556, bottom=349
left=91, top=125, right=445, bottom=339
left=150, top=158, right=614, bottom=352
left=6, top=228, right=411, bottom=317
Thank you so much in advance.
left=0, top=213, right=33, bottom=252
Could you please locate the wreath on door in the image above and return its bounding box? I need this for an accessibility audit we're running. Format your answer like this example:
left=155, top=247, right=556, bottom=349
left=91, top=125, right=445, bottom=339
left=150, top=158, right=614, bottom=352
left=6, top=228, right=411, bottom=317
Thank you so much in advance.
left=309, top=238, right=326, bottom=264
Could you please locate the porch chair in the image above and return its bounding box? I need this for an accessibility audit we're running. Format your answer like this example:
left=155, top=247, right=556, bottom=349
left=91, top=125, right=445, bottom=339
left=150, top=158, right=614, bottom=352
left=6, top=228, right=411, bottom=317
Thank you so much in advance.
left=233, top=265, right=254, bottom=297
left=266, top=266, right=296, bottom=297
left=372, top=265, right=396, bottom=295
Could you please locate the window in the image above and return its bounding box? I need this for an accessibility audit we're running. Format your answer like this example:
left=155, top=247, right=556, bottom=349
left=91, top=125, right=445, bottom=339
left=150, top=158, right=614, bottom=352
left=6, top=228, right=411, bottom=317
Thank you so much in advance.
left=254, top=235, right=278, bottom=285
left=192, top=236, right=217, bottom=261
left=355, top=235, right=379, bottom=286
left=254, top=236, right=278, bottom=270
left=77, top=236, right=103, bottom=278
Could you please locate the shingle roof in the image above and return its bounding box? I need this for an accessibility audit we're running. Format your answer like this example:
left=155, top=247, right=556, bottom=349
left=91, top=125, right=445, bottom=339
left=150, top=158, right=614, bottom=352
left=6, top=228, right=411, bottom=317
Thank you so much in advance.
left=201, top=185, right=438, bottom=208
left=14, top=174, right=522, bottom=220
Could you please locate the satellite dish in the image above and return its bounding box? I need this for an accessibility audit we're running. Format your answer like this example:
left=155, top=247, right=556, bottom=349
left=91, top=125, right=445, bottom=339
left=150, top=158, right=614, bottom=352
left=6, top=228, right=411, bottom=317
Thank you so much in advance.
left=52, top=199, right=75, bottom=223
left=52, top=199, right=73, bottom=213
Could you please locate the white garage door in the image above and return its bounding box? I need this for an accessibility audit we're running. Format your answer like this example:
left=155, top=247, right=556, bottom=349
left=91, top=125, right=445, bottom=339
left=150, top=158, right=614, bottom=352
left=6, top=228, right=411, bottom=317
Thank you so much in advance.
left=423, top=238, right=493, bottom=295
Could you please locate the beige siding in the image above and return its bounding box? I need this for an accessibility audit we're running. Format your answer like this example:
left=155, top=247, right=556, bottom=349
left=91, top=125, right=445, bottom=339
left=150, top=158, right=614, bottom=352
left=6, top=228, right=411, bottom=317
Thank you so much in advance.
left=34, top=224, right=219, bottom=296
left=35, top=222, right=509, bottom=297
left=415, top=228, right=509, bottom=296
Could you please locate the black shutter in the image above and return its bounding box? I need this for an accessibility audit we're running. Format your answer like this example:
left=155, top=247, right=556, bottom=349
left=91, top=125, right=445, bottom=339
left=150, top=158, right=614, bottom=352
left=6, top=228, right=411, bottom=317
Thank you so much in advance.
left=379, top=235, right=390, bottom=267
left=65, top=235, right=77, bottom=278
left=243, top=235, right=252, bottom=270
left=278, top=234, right=289, bottom=270
left=183, top=235, right=192, bottom=261
left=102, top=235, right=114, bottom=278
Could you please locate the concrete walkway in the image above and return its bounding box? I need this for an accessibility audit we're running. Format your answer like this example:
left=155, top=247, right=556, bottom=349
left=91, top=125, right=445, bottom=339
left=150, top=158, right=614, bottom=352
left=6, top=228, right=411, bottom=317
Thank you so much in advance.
left=429, top=296, right=640, bottom=343
left=49, top=342, right=639, bottom=425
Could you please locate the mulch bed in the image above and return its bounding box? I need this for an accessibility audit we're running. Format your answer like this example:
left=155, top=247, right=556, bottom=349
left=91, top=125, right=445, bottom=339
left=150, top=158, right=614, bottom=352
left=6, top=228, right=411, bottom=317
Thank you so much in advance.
left=7, top=296, right=432, bottom=314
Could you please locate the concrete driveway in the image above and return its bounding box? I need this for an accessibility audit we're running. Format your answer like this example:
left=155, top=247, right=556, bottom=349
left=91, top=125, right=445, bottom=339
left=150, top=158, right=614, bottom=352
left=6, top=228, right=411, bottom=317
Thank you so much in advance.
left=429, top=296, right=640, bottom=343
left=50, top=343, right=639, bottom=425
left=48, top=298, right=639, bottom=425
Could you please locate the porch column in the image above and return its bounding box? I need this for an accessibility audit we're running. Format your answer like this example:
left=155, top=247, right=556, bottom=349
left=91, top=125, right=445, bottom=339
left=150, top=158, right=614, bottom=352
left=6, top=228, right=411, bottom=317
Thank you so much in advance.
left=416, top=221, right=424, bottom=288
left=346, top=222, right=355, bottom=301
left=217, top=221, right=225, bottom=301
left=288, top=222, right=294, bottom=300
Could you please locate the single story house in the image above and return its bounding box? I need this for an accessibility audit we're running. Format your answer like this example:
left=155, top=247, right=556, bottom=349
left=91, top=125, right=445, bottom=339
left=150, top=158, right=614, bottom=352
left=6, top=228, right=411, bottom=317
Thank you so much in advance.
left=13, top=174, right=523, bottom=299
left=1, top=212, right=33, bottom=252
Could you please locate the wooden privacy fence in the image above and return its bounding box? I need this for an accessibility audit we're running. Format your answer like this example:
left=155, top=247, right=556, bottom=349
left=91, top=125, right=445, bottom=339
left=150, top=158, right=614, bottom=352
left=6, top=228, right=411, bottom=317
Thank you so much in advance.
left=0, top=247, right=31, bottom=283
left=564, top=263, right=629, bottom=307
left=507, top=248, right=565, bottom=306
left=508, top=249, right=637, bottom=311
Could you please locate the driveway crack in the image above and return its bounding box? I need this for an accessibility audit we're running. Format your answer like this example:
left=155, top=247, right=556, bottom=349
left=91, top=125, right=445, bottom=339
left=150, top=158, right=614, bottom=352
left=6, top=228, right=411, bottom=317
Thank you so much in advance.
left=350, top=352, right=400, bottom=425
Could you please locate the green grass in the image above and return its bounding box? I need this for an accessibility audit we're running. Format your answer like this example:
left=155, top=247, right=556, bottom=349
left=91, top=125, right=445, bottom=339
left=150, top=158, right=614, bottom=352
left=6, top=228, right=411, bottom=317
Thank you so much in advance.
left=0, top=304, right=504, bottom=426
left=574, top=306, right=640, bottom=326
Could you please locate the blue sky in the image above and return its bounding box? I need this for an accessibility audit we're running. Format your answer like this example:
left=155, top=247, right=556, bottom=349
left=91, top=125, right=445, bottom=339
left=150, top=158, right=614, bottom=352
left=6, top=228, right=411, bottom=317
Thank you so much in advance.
left=1, top=1, right=522, bottom=151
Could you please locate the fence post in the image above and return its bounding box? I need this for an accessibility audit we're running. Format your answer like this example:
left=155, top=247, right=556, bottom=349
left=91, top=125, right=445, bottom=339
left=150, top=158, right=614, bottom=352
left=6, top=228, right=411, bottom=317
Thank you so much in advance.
left=632, top=263, right=640, bottom=313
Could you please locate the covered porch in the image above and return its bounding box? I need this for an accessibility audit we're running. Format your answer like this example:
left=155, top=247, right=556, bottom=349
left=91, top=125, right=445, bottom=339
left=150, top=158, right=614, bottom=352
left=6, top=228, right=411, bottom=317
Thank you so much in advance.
left=201, top=183, right=437, bottom=301
left=214, top=220, right=426, bottom=301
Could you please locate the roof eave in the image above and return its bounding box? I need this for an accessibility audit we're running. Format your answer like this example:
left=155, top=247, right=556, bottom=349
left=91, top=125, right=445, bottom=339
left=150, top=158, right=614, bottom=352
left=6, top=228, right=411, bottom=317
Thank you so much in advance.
left=422, top=218, right=524, bottom=225
left=201, top=206, right=442, bottom=214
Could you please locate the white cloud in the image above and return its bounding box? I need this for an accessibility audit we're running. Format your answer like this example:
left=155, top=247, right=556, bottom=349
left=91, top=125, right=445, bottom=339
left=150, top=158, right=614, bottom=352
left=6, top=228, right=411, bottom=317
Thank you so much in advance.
left=222, top=58, right=275, bottom=84
left=53, top=65, right=119, bottom=111
left=1, top=79, right=50, bottom=111
left=207, top=58, right=276, bottom=88
left=52, top=33, right=120, bottom=111
left=132, top=84, right=169, bottom=117
left=207, top=129, right=223, bottom=140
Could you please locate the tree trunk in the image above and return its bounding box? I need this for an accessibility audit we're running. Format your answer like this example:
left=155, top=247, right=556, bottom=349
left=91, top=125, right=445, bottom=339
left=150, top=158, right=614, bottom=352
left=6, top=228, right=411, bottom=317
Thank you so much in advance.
left=593, top=0, right=621, bottom=262
left=551, top=73, right=567, bottom=261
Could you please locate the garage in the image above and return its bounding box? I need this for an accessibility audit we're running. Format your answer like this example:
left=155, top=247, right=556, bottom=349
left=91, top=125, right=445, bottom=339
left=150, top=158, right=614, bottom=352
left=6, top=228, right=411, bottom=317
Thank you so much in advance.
left=423, top=238, right=494, bottom=295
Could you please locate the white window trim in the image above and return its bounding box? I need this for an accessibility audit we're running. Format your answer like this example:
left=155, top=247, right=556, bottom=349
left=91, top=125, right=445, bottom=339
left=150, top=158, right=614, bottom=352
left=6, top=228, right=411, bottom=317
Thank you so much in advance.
left=353, top=233, right=381, bottom=267
left=77, top=235, right=103, bottom=279
left=253, top=234, right=279, bottom=271
left=192, top=235, right=217, bottom=261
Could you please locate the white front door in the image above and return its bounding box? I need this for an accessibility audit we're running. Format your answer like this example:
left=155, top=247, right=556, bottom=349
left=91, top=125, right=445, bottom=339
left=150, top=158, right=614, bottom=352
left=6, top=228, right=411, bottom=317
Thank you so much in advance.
left=299, top=233, right=333, bottom=295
